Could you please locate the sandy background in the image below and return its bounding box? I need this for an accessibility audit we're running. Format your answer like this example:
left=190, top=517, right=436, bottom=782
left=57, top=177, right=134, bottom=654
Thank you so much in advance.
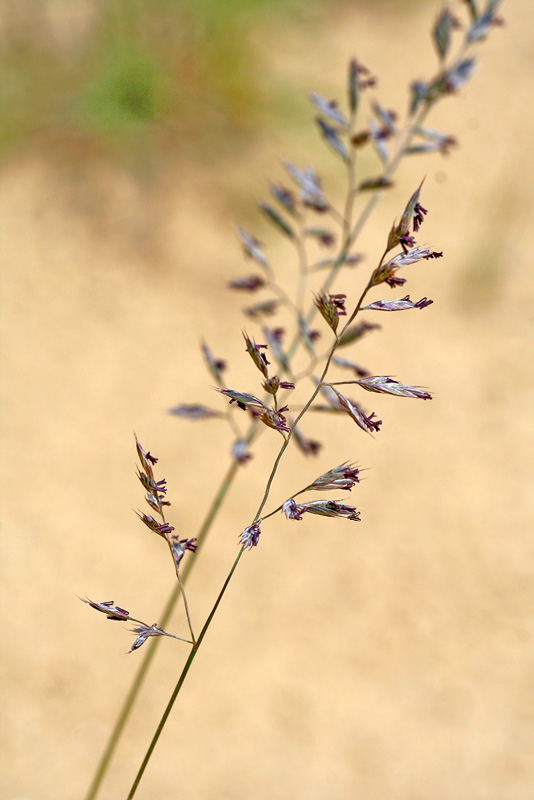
left=1, top=1, right=533, bottom=799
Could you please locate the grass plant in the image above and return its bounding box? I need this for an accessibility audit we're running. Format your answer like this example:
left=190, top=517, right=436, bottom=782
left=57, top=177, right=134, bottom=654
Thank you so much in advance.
left=82, top=3, right=504, bottom=797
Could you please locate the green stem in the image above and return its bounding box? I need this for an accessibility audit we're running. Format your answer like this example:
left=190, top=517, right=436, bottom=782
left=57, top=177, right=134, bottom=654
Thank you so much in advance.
left=126, top=548, right=245, bottom=799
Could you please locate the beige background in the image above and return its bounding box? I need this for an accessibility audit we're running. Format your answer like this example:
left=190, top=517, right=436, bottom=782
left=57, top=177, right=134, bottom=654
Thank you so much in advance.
left=2, top=2, right=533, bottom=799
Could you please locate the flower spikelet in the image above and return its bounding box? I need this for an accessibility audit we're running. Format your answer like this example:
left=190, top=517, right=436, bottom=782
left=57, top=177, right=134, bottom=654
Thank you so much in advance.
left=314, top=292, right=347, bottom=333
left=356, top=376, right=432, bottom=400
left=363, top=295, right=433, bottom=312
left=299, top=500, right=361, bottom=522
left=306, top=463, right=361, bottom=491
left=283, top=499, right=305, bottom=520
left=236, top=226, right=269, bottom=268
left=240, top=523, right=261, bottom=549
left=81, top=598, right=130, bottom=621
left=332, top=388, right=382, bottom=434
left=127, top=624, right=166, bottom=654
left=243, top=331, right=270, bottom=377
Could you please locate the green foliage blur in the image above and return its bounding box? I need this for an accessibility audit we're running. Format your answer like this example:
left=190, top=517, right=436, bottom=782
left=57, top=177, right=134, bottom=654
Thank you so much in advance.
left=0, top=0, right=323, bottom=165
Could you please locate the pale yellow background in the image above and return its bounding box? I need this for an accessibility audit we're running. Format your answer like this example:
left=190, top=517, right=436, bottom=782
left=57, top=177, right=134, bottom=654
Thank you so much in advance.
left=1, top=2, right=533, bottom=799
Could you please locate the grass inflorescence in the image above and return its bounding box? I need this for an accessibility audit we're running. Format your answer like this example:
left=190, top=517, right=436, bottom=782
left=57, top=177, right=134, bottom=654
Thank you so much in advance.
left=81, top=3, right=504, bottom=797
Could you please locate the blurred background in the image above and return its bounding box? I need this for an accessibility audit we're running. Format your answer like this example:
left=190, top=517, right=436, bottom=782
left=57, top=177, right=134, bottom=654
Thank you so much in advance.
left=1, top=1, right=533, bottom=798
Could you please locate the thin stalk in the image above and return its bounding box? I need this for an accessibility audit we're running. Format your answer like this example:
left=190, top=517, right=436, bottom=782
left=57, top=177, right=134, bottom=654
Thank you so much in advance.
left=156, top=495, right=197, bottom=646
left=177, top=571, right=195, bottom=645
left=126, top=548, right=245, bottom=799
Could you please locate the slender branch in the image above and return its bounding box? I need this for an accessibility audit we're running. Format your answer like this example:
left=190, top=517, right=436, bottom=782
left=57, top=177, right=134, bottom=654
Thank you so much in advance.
left=158, top=492, right=195, bottom=645
left=177, top=571, right=195, bottom=645
left=260, top=488, right=308, bottom=521
left=126, top=547, right=245, bottom=799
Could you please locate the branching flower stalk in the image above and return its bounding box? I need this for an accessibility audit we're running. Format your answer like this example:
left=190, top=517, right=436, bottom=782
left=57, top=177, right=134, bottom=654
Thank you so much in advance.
left=82, top=4, right=504, bottom=799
